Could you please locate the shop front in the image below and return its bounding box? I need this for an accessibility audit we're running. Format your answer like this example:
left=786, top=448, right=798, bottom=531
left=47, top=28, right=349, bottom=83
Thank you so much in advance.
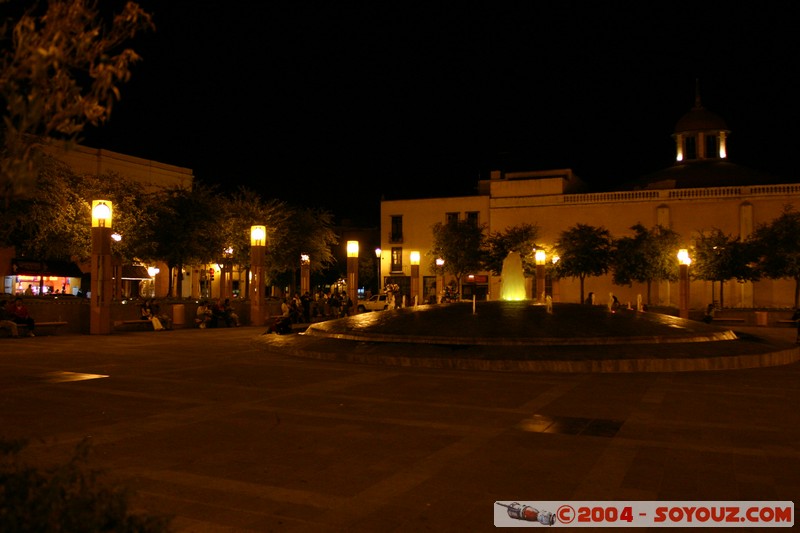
left=5, top=259, right=84, bottom=296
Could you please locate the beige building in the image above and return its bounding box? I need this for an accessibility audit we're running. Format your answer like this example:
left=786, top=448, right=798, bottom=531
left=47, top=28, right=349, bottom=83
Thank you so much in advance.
left=379, top=95, right=800, bottom=310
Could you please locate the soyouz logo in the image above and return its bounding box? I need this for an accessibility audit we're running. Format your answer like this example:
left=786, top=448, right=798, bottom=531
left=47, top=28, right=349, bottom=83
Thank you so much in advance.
left=493, top=501, right=794, bottom=527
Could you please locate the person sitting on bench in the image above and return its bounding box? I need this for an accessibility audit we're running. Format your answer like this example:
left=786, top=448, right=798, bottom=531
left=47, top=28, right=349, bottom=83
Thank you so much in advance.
left=5, top=297, right=35, bottom=336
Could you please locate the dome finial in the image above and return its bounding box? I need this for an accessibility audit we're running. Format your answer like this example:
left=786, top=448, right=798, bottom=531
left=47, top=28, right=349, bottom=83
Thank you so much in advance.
left=694, top=78, right=702, bottom=109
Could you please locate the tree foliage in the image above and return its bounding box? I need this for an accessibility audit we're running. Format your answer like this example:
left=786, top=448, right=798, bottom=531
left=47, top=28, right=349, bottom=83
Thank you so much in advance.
left=265, top=204, right=338, bottom=291
left=0, top=437, right=171, bottom=532
left=429, top=219, right=486, bottom=296
left=483, top=223, right=540, bottom=276
left=611, top=223, right=681, bottom=304
left=692, top=227, right=758, bottom=308
left=0, top=0, right=154, bottom=203
left=0, top=154, right=153, bottom=262
left=148, top=184, right=226, bottom=296
left=554, top=223, right=613, bottom=304
left=750, top=205, right=800, bottom=307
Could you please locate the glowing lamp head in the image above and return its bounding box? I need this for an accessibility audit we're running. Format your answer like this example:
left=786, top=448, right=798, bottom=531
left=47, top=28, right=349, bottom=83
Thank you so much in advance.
left=91, top=200, right=113, bottom=228
left=677, top=249, right=692, bottom=266
left=410, top=251, right=420, bottom=265
left=535, top=249, right=546, bottom=265
left=347, top=240, right=359, bottom=257
left=250, top=225, right=266, bottom=246
left=147, top=266, right=160, bottom=277
left=375, top=247, right=382, bottom=259
left=300, top=254, right=310, bottom=265
left=436, top=257, right=445, bottom=267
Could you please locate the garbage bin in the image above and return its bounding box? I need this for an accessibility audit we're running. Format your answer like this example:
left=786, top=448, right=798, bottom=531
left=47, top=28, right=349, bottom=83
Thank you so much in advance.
left=172, top=304, right=185, bottom=327
left=755, top=311, right=768, bottom=326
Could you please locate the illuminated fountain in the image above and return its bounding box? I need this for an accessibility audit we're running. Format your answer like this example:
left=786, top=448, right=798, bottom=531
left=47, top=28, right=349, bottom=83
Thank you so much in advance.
left=500, top=251, right=527, bottom=301
left=294, top=251, right=787, bottom=373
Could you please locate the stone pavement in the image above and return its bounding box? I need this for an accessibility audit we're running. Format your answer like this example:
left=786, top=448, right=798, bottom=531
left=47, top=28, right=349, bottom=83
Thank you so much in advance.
left=1, top=325, right=798, bottom=531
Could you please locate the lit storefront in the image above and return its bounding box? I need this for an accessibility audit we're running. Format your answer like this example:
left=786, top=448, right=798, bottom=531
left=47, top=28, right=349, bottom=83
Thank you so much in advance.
left=5, top=259, right=84, bottom=296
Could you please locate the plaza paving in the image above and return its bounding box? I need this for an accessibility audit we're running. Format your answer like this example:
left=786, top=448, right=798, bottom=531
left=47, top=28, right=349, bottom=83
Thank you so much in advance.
left=1, top=312, right=798, bottom=531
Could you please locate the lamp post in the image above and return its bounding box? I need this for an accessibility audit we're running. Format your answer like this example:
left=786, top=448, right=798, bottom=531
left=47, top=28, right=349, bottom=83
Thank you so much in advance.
left=90, top=200, right=113, bottom=334
left=250, top=225, right=266, bottom=327
left=300, top=254, right=310, bottom=295
left=375, top=247, right=382, bottom=295
left=220, top=247, right=233, bottom=300
left=678, top=248, right=691, bottom=319
left=147, top=266, right=160, bottom=298
left=535, top=249, right=546, bottom=302
left=346, top=241, right=359, bottom=309
left=410, top=250, right=420, bottom=306
left=435, top=257, right=445, bottom=303
left=550, top=254, right=560, bottom=302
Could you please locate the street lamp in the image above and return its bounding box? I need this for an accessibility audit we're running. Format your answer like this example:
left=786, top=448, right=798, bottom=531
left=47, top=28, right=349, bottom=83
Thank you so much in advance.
left=220, top=246, right=233, bottom=300
left=410, top=250, right=420, bottom=306
left=375, top=247, right=382, bottom=294
left=147, top=266, right=160, bottom=298
left=535, top=249, right=546, bottom=302
left=300, top=254, right=310, bottom=295
left=678, top=248, right=692, bottom=319
left=250, top=225, right=266, bottom=327
left=347, top=240, right=359, bottom=309
left=90, top=200, right=113, bottom=334
left=436, top=258, right=445, bottom=303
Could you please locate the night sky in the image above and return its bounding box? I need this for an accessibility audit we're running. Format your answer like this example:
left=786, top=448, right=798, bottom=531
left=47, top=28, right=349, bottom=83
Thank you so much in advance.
left=80, top=2, right=800, bottom=226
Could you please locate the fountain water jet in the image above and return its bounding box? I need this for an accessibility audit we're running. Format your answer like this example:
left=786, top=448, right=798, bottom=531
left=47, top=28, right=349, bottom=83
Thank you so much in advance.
left=500, top=251, right=527, bottom=301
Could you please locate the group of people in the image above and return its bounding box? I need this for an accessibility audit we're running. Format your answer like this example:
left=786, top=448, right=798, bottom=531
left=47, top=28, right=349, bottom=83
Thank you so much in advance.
left=195, top=298, right=240, bottom=329
left=140, top=298, right=172, bottom=331
left=1, top=297, right=36, bottom=337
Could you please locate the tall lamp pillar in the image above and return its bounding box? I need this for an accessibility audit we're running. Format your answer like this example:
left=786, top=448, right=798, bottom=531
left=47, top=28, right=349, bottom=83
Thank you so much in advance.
left=410, top=250, right=420, bottom=306
left=535, top=249, right=546, bottom=302
left=90, top=200, right=113, bottom=335
left=347, top=241, right=359, bottom=309
left=435, top=258, right=445, bottom=303
left=375, top=247, right=382, bottom=295
left=250, top=226, right=266, bottom=327
left=678, top=248, right=691, bottom=319
left=221, top=247, right=233, bottom=300
left=300, top=254, right=310, bottom=295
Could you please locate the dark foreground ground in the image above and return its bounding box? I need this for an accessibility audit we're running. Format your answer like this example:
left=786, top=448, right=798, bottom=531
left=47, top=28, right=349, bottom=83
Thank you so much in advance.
left=1, top=317, right=798, bottom=531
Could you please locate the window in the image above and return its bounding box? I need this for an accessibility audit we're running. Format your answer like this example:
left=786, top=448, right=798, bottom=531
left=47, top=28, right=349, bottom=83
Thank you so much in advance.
left=390, top=215, right=403, bottom=243
left=684, top=136, right=696, bottom=160
left=391, top=247, right=403, bottom=273
left=705, top=134, right=718, bottom=160
left=445, top=212, right=459, bottom=224
left=466, top=211, right=479, bottom=226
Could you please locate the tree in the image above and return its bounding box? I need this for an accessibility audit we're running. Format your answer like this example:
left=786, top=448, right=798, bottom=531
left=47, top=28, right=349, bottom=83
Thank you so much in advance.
left=0, top=154, right=154, bottom=263
left=483, top=223, right=540, bottom=276
left=148, top=184, right=227, bottom=297
left=265, top=205, right=337, bottom=294
left=750, top=206, right=800, bottom=307
left=0, top=0, right=154, bottom=204
left=429, top=219, right=486, bottom=298
left=611, top=223, right=681, bottom=305
left=553, top=223, right=613, bottom=304
left=692, top=228, right=757, bottom=308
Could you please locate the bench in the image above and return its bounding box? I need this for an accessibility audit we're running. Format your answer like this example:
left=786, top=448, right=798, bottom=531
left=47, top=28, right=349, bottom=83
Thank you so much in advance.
left=712, top=317, right=746, bottom=323
left=114, top=319, right=157, bottom=330
left=7, top=321, right=68, bottom=336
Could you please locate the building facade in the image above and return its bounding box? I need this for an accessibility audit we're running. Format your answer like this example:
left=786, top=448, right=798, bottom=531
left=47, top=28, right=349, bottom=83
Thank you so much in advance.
left=379, top=95, right=800, bottom=310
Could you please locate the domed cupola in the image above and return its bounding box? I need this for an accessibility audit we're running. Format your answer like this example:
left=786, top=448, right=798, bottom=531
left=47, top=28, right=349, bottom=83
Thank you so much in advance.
left=672, top=81, right=730, bottom=163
